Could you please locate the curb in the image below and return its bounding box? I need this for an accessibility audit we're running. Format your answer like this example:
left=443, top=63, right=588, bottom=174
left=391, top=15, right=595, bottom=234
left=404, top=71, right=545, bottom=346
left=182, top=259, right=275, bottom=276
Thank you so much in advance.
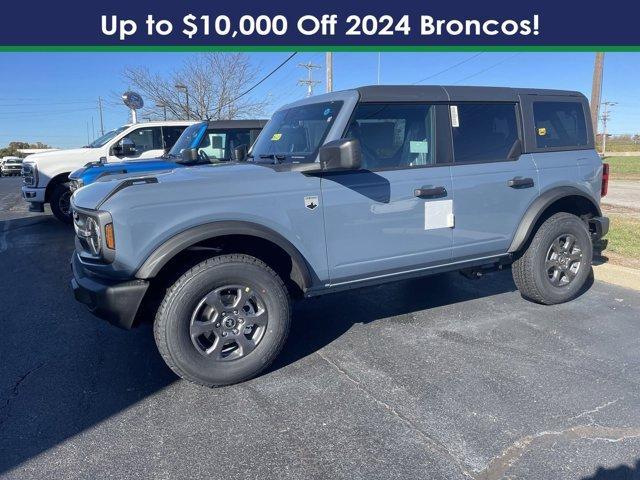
left=593, top=262, right=640, bottom=292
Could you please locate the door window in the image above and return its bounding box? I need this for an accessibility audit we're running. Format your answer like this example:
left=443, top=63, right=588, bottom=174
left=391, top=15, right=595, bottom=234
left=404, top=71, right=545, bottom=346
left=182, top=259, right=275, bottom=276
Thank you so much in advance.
left=533, top=101, right=588, bottom=149
left=451, top=103, right=519, bottom=163
left=345, top=103, right=436, bottom=170
left=120, top=127, right=163, bottom=156
left=161, top=126, right=188, bottom=150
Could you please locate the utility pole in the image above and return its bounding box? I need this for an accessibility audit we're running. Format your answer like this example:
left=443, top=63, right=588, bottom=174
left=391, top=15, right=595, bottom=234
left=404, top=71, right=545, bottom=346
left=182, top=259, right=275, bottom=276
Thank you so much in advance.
left=600, top=101, right=617, bottom=155
left=325, top=53, right=333, bottom=93
left=156, top=102, right=167, bottom=121
left=590, top=53, right=605, bottom=136
left=298, top=62, right=321, bottom=97
left=98, top=97, right=105, bottom=136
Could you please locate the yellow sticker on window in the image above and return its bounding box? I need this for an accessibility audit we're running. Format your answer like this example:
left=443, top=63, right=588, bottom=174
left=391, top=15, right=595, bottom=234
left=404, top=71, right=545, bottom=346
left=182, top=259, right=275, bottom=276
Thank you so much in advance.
left=271, top=133, right=282, bottom=141
left=537, top=127, right=547, bottom=136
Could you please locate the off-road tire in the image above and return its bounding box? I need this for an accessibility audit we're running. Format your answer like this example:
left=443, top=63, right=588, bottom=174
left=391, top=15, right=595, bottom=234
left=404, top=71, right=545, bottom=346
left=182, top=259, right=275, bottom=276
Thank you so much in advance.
left=50, top=183, right=73, bottom=224
left=154, top=254, right=291, bottom=387
left=512, top=212, right=593, bottom=305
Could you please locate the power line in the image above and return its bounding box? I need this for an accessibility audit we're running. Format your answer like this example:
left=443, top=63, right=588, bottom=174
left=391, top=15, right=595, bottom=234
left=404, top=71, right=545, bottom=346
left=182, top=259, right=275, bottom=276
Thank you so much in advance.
left=211, top=52, right=298, bottom=115
left=412, top=53, right=485, bottom=85
left=452, top=54, right=520, bottom=84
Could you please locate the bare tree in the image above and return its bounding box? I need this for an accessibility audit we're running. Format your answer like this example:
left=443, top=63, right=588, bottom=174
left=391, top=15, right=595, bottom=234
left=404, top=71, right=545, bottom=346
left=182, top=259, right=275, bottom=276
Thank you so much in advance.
left=123, top=53, right=268, bottom=121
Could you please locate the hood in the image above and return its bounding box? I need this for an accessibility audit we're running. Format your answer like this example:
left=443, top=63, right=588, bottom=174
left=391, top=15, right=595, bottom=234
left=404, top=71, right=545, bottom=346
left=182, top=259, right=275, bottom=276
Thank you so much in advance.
left=70, top=161, right=277, bottom=210
left=25, top=147, right=96, bottom=165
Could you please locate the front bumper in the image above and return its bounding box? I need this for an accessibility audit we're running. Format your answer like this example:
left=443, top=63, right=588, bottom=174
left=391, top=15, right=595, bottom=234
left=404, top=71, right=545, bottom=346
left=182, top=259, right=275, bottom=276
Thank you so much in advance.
left=71, top=253, right=149, bottom=329
left=21, top=186, right=45, bottom=203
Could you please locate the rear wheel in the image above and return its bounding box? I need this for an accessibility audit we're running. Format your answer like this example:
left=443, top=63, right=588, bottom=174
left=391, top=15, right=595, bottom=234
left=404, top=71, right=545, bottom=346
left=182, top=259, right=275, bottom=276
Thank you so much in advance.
left=154, top=254, right=291, bottom=387
left=512, top=212, right=593, bottom=305
left=50, top=183, right=72, bottom=224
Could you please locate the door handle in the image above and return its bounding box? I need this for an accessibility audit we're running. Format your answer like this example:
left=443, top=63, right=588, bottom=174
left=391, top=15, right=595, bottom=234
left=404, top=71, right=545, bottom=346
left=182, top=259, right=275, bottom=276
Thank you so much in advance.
left=414, top=185, right=447, bottom=198
left=508, top=177, right=534, bottom=189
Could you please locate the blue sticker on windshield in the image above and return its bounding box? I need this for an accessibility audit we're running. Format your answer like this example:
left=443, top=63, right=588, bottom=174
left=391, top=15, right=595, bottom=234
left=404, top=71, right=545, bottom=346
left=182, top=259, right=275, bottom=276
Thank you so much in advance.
left=323, top=108, right=331, bottom=116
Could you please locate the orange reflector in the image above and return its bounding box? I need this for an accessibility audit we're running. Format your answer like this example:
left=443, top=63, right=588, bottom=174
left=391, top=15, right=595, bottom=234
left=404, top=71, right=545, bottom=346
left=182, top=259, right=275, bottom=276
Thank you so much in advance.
left=105, top=223, right=115, bottom=250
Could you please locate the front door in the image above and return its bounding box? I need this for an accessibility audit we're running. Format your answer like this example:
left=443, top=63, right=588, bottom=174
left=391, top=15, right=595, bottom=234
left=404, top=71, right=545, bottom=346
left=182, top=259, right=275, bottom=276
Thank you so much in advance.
left=322, top=103, right=454, bottom=284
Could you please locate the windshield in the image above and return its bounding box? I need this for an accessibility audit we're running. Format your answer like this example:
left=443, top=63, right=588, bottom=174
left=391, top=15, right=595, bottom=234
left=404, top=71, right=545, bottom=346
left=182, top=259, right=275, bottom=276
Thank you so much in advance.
left=250, top=101, right=343, bottom=163
left=87, top=126, right=129, bottom=148
left=168, top=122, right=207, bottom=158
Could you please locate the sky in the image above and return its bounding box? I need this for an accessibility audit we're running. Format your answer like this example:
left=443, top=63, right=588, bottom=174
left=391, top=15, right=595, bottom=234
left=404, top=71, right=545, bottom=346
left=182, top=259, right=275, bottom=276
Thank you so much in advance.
left=0, top=52, right=638, bottom=149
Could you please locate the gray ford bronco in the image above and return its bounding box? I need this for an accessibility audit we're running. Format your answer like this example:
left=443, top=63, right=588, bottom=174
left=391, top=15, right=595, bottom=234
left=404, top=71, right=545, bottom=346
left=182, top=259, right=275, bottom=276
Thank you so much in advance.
left=71, top=86, right=609, bottom=387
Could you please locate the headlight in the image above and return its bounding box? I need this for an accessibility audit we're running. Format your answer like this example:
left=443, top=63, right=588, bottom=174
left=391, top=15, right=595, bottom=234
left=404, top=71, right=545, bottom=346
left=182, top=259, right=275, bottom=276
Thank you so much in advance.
left=73, top=206, right=115, bottom=263
left=85, top=217, right=101, bottom=255
left=69, top=179, right=83, bottom=192
left=22, top=163, right=38, bottom=187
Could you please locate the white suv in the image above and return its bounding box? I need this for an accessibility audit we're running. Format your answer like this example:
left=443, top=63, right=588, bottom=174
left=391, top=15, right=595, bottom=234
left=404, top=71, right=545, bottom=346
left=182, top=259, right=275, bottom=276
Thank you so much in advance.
left=21, top=121, right=196, bottom=223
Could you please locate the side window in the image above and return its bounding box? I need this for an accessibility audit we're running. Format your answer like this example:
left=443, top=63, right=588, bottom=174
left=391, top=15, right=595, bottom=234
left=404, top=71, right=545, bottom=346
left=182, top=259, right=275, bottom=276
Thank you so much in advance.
left=198, top=132, right=228, bottom=160
left=162, top=126, right=187, bottom=150
left=451, top=103, right=519, bottom=164
left=345, top=103, right=436, bottom=170
left=122, top=127, right=163, bottom=155
left=196, top=130, right=251, bottom=161
left=533, top=102, right=588, bottom=149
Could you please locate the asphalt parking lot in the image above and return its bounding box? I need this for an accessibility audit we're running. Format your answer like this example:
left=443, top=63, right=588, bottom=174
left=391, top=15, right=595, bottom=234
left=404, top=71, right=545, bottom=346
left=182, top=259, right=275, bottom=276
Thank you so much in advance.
left=1, top=175, right=640, bottom=480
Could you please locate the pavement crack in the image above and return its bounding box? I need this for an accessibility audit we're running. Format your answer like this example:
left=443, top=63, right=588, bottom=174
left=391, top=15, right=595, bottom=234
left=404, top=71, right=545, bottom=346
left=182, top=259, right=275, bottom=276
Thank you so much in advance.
left=316, top=350, right=474, bottom=479
left=0, top=362, right=45, bottom=426
left=474, top=424, right=640, bottom=480
left=569, top=398, right=621, bottom=424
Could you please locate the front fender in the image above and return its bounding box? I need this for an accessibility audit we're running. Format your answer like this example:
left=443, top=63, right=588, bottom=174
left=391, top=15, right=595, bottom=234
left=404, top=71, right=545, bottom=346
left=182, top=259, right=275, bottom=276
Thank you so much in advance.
left=134, top=220, right=318, bottom=292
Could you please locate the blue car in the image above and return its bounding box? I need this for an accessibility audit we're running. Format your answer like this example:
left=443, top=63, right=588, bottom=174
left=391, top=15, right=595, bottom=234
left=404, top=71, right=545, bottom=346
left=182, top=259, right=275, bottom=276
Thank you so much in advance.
left=69, top=120, right=266, bottom=191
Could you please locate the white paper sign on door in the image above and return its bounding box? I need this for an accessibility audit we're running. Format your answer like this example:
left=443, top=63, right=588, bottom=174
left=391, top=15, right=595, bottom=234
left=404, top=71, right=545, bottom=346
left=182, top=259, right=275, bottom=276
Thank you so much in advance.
left=425, top=200, right=454, bottom=230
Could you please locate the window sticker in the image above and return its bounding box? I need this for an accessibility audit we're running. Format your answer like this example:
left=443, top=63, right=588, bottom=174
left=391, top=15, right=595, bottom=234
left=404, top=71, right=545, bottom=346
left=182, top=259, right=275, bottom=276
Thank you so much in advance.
left=450, top=105, right=460, bottom=127
left=425, top=200, right=454, bottom=230
left=537, top=127, right=547, bottom=136
left=271, top=133, right=282, bottom=141
left=410, top=141, right=429, bottom=154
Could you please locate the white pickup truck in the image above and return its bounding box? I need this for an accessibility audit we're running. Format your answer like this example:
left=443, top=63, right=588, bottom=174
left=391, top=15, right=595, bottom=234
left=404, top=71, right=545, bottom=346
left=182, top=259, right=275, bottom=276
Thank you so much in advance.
left=21, top=121, right=196, bottom=223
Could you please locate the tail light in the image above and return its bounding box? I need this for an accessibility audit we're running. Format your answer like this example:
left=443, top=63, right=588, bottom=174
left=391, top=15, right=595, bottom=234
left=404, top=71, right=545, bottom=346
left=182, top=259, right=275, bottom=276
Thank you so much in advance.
left=601, top=163, right=609, bottom=197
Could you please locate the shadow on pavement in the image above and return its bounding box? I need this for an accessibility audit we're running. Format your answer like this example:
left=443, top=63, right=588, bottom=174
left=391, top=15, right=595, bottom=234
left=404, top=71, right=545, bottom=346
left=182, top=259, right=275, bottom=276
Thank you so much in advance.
left=0, top=215, right=177, bottom=474
left=582, top=459, right=640, bottom=480
left=271, top=269, right=519, bottom=374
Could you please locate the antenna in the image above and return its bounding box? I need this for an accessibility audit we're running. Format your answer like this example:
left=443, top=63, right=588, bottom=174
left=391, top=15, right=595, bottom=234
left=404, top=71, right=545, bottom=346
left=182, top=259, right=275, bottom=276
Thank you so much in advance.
left=297, top=62, right=321, bottom=97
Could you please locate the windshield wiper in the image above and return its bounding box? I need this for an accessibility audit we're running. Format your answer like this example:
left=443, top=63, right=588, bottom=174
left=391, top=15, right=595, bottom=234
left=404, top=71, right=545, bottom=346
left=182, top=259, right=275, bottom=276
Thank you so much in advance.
left=259, top=153, right=287, bottom=164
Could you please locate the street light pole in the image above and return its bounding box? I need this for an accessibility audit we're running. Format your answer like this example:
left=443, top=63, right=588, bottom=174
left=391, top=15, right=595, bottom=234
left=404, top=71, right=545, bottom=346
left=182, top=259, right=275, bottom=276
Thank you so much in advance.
left=175, top=84, right=191, bottom=120
left=156, top=102, right=167, bottom=121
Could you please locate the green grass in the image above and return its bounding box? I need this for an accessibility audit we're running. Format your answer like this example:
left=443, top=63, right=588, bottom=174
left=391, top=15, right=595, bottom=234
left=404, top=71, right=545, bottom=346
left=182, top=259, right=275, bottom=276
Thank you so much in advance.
left=605, top=214, right=640, bottom=259
left=604, top=156, right=640, bottom=179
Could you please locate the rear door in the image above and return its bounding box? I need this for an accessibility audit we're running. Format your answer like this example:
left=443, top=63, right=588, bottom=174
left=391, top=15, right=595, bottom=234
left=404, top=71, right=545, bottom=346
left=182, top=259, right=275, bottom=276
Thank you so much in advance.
left=322, top=102, right=454, bottom=284
left=449, top=102, right=540, bottom=258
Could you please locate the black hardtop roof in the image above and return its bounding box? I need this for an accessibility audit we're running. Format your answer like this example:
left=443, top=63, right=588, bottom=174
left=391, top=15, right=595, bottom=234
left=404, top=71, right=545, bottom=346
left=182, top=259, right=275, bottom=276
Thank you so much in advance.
left=205, top=119, right=268, bottom=129
left=355, top=85, right=585, bottom=103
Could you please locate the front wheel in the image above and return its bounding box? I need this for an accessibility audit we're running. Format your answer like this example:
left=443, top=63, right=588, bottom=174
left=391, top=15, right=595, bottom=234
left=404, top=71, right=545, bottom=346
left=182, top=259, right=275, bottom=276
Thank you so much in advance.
left=50, top=183, right=73, bottom=224
left=154, top=254, right=291, bottom=387
left=512, top=212, right=593, bottom=305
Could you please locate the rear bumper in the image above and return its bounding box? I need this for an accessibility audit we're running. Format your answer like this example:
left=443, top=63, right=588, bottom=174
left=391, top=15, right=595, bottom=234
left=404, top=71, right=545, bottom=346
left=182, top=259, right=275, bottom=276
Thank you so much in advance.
left=589, top=216, right=609, bottom=240
left=71, top=253, right=149, bottom=329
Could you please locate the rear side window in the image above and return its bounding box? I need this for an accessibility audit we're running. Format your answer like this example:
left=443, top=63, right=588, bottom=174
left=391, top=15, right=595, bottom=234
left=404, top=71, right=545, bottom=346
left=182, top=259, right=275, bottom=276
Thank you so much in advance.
left=451, top=103, right=519, bottom=164
left=533, top=101, right=588, bottom=149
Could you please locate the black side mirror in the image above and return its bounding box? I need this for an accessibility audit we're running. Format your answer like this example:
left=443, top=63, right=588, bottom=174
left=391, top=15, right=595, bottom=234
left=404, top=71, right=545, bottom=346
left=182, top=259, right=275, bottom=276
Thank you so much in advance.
left=319, top=138, right=362, bottom=172
left=507, top=138, right=522, bottom=160
left=233, top=144, right=248, bottom=162
left=181, top=148, right=199, bottom=163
